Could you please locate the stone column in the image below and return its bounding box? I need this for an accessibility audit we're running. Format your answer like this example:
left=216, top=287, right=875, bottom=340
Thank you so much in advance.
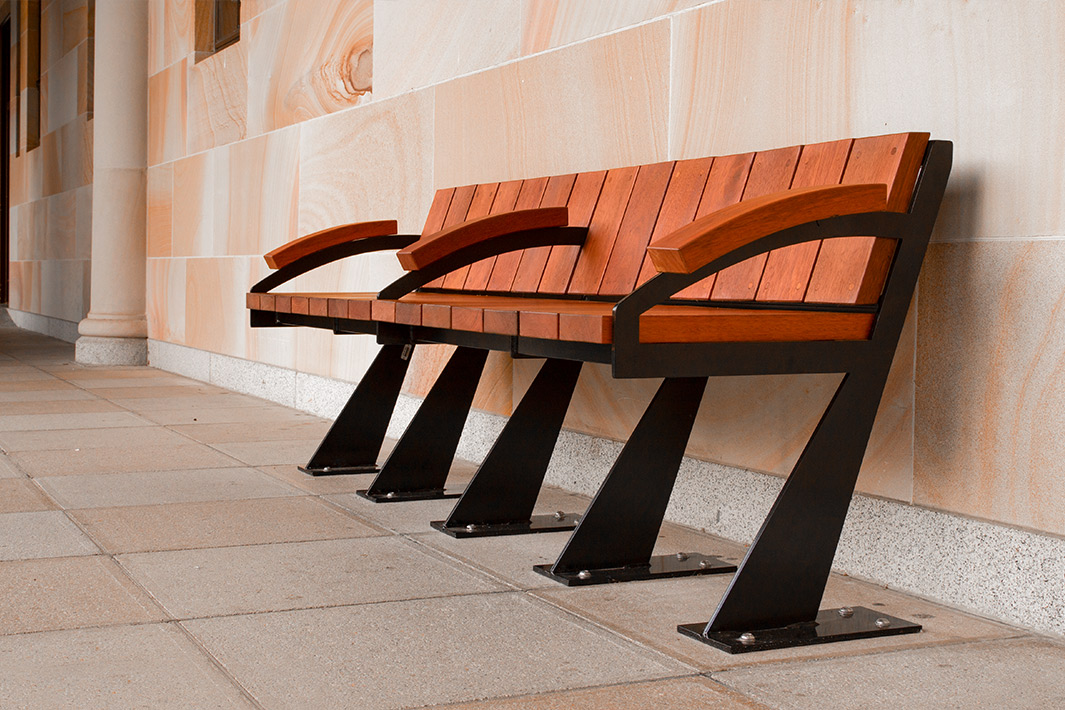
left=75, top=0, right=149, bottom=365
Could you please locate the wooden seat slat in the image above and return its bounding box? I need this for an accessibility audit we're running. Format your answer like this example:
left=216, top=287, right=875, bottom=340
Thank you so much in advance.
left=442, top=182, right=500, bottom=289
left=634, top=157, right=714, bottom=288
left=486, top=178, right=551, bottom=292
left=567, top=166, right=640, bottom=295
left=538, top=170, right=608, bottom=294
left=709, top=145, right=802, bottom=301
left=463, top=179, right=524, bottom=291
left=510, top=174, right=578, bottom=293
left=805, top=132, right=928, bottom=304
left=756, top=139, right=853, bottom=302
left=598, top=161, right=676, bottom=296
left=673, top=152, right=754, bottom=299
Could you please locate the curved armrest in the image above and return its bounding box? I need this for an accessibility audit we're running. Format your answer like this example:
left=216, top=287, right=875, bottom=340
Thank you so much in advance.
left=646, top=184, right=889, bottom=274
left=265, top=220, right=399, bottom=269
left=397, top=207, right=569, bottom=270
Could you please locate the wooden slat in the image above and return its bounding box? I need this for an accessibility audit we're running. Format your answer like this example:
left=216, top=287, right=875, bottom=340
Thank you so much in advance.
left=291, top=297, right=309, bottom=315
left=559, top=311, right=613, bottom=343
left=422, top=303, right=451, bottom=328
left=274, top=295, right=291, bottom=313
left=451, top=306, right=484, bottom=332
left=509, top=174, right=577, bottom=293
left=463, top=179, right=523, bottom=291
left=805, top=132, right=929, bottom=304
left=308, top=298, right=329, bottom=317
left=442, top=182, right=499, bottom=289
left=756, top=139, right=853, bottom=302
left=635, top=157, right=714, bottom=287
left=486, top=178, right=550, bottom=292
left=395, top=302, right=422, bottom=325
left=483, top=309, right=518, bottom=335
left=674, top=152, right=754, bottom=298
left=538, top=170, right=607, bottom=294
left=710, top=146, right=801, bottom=301
left=371, top=300, right=397, bottom=322
left=519, top=311, right=560, bottom=340
left=424, top=184, right=477, bottom=288
left=421, top=188, right=456, bottom=235
left=598, top=161, right=675, bottom=296
left=639, top=306, right=874, bottom=343
left=348, top=298, right=371, bottom=320
left=327, top=298, right=347, bottom=318
left=566, top=167, right=639, bottom=295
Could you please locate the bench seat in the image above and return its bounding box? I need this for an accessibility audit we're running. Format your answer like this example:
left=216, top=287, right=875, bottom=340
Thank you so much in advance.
left=250, top=291, right=875, bottom=344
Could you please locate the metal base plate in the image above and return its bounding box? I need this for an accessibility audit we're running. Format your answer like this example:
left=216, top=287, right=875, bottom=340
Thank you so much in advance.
left=533, top=553, right=736, bottom=586
left=678, top=606, right=921, bottom=654
left=430, top=513, right=580, bottom=538
left=299, top=464, right=379, bottom=477
left=355, top=486, right=465, bottom=503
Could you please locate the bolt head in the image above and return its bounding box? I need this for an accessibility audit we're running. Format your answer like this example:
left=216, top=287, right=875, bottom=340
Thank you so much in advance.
left=838, top=606, right=854, bottom=618
left=675, top=552, right=689, bottom=561
left=554, top=511, right=565, bottom=521
left=465, top=524, right=476, bottom=532
left=738, top=632, right=756, bottom=645
left=875, top=617, right=892, bottom=629
left=385, top=492, right=395, bottom=499
left=577, top=570, right=592, bottom=580
left=698, top=560, right=711, bottom=569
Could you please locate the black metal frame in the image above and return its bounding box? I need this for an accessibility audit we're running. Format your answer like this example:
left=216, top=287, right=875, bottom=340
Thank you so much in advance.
left=247, top=141, right=952, bottom=653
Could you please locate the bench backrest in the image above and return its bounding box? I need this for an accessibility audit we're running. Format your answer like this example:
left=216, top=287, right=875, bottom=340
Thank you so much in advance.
left=419, top=132, right=928, bottom=306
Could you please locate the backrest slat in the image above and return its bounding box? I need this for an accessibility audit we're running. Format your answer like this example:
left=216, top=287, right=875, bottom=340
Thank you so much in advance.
left=756, top=139, right=853, bottom=302
left=709, top=146, right=801, bottom=301
left=566, top=167, right=640, bottom=295
left=486, top=178, right=550, bottom=291
left=538, top=170, right=607, bottom=294
left=634, top=157, right=714, bottom=288
left=463, top=179, right=523, bottom=291
left=510, top=174, right=578, bottom=293
left=805, top=133, right=928, bottom=303
left=674, top=152, right=754, bottom=299
left=424, top=184, right=477, bottom=289
left=441, top=183, right=500, bottom=289
left=421, top=188, right=456, bottom=235
left=599, top=161, right=676, bottom=296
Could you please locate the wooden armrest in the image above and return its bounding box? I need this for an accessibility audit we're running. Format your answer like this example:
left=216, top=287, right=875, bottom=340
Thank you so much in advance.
left=646, top=184, right=889, bottom=274
left=264, top=220, right=399, bottom=269
left=397, top=207, right=569, bottom=271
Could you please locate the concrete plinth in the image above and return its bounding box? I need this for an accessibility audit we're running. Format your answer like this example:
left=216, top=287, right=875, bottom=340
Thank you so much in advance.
left=75, top=336, right=148, bottom=366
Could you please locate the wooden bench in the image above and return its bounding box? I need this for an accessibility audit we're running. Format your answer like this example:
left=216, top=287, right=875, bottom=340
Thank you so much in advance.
left=247, top=132, right=952, bottom=652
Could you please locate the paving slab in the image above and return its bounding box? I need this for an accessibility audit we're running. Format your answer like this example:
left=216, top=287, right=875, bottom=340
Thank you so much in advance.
left=74, top=376, right=207, bottom=389
left=71, top=496, right=385, bottom=553
left=0, top=479, right=57, bottom=512
left=169, top=419, right=331, bottom=444
left=182, top=592, right=687, bottom=710
left=0, top=556, right=168, bottom=635
left=0, top=624, right=256, bottom=709
left=413, top=513, right=747, bottom=591
left=0, top=411, right=150, bottom=431
left=532, top=572, right=1022, bottom=672
left=0, top=453, right=22, bottom=478
left=0, top=425, right=191, bottom=452
left=137, top=405, right=319, bottom=425
left=49, top=366, right=180, bottom=379
left=10, top=441, right=244, bottom=477
left=111, top=393, right=269, bottom=412
left=36, top=467, right=303, bottom=509
left=260, top=465, right=379, bottom=494
left=438, top=676, right=769, bottom=709
left=120, top=535, right=505, bottom=618
left=712, top=637, right=1065, bottom=710
left=210, top=439, right=321, bottom=466
left=89, top=384, right=232, bottom=399
left=0, top=398, right=123, bottom=415
left=0, top=511, right=99, bottom=560
left=0, top=369, right=58, bottom=381
left=0, top=379, right=79, bottom=392
left=0, top=388, right=98, bottom=402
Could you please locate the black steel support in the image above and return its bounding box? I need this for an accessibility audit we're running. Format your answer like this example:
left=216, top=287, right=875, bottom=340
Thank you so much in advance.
left=358, top=346, right=488, bottom=502
left=535, top=377, right=735, bottom=585
left=299, top=343, right=412, bottom=476
left=681, top=363, right=917, bottom=649
left=432, top=358, right=584, bottom=538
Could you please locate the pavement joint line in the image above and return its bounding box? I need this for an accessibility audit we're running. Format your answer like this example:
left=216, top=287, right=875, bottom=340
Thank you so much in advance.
left=168, top=618, right=271, bottom=710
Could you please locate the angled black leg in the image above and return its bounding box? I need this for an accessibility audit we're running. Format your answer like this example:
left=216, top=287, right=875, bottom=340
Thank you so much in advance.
left=358, top=346, right=488, bottom=503
left=300, top=343, right=412, bottom=476
left=534, top=377, right=735, bottom=585
left=678, top=366, right=921, bottom=653
left=432, top=358, right=583, bottom=538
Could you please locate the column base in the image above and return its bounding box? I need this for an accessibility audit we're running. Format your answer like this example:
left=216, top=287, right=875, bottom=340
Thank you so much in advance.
left=75, top=336, right=148, bottom=366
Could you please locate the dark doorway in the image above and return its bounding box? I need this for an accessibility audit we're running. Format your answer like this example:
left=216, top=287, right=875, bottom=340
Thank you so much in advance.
left=1, top=18, right=9, bottom=305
